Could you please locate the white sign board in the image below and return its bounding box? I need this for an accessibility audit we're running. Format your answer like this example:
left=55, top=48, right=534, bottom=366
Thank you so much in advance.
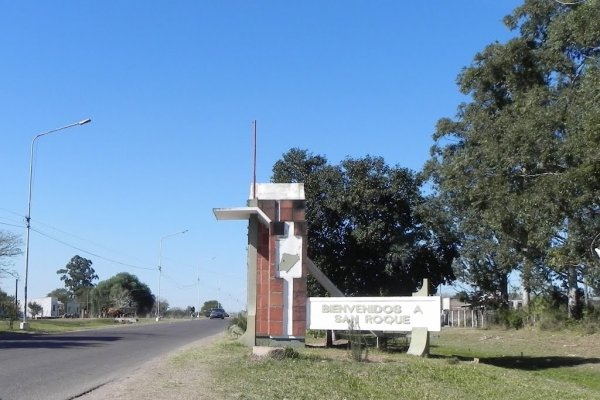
left=308, top=296, right=441, bottom=332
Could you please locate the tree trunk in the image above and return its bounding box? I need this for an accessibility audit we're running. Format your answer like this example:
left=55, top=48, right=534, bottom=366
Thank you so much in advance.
left=521, top=265, right=531, bottom=310
left=567, top=266, right=580, bottom=319
left=499, top=273, right=509, bottom=307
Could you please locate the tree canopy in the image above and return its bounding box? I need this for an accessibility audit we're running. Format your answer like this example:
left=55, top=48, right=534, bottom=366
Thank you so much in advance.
left=47, top=288, right=72, bottom=305
left=91, top=272, right=154, bottom=316
left=0, top=230, right=22, bottom=276
left=272, top=148, right=457, bottom=296
left=200, top=300, right=222, bottom=316
left=423, top=0, right=600, bottom=314
left=56, top=255, right=98, bottom=300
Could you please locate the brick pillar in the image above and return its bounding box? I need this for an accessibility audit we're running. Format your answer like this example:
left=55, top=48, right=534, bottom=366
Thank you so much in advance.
left=214, top=183, right=307, bottom=348
left=254, top=198, right=307, bottom=346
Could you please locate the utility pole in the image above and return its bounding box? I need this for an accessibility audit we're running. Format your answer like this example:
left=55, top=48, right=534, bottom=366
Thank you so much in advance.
left=197, top=269, right=201, bottom=318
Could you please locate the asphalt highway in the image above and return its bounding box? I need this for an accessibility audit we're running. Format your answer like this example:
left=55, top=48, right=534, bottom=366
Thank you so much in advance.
left=0, top=318, right=228, bottom=400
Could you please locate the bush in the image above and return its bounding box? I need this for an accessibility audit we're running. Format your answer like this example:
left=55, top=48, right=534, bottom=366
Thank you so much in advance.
left=347, top=321, right=368, bottom=362
left=269, top=346, right=300, bottom=360
left=229, top=310, right=247, bottom=333
left=307, top=329, right=325, bottom=338
left=498, top=309, right=527, bottom=330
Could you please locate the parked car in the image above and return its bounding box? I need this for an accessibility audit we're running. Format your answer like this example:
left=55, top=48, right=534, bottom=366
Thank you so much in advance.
left=209, top=308, right=226, bottom=319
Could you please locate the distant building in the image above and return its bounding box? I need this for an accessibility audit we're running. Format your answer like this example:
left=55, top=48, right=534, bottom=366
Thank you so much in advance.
left=509, top=299, right=524, bottom=309
left=63, top=301, right=81, bottom=316
left=28, top=297, right=60, bottom=318
left=442, top=297, right=470, bottom=311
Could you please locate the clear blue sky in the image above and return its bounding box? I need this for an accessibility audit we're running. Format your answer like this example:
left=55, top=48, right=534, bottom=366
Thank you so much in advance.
left=0, top=1, right=521, bottom=312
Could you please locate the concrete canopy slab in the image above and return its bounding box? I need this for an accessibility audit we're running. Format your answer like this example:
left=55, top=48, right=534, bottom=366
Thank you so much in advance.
left=213, top=207, right=271, bottom=226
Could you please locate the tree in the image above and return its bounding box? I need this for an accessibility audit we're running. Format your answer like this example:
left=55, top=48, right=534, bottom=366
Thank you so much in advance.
left=151, top=298, right=169, bottom=317
left=0, top=288, right=16, bottom=315
left=164, top=307, right=187, bottom=318
left=0, top=288, right=18, bottom=329
left=57, top=256, right=98, bottom=302
left=0, top=231, right=22, bottom=277
left=200, top=300, right=221, bottom=317
left=47, top=288, right=72, bottom=306
left=91, top=272, right=154, bottom=316
left=28, top=301, right=42, bottom=318
left=272, top=148, right=458, bottom=296
left=424, top=0, right=600, bottom=317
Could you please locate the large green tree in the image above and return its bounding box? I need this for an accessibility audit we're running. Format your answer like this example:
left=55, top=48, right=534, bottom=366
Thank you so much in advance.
left=57, top=255, right=98, bottom=302
left=424, top=0, right=600, bottom=316
left=27, top=301, right=42, bottom=318
left=91, top=272, right=154, bottom=316
left=47, top=288, right=72, bottom=305
left=200, top=300, right=221, bottom=317
left=0, top=288, right=16, bottom=314
left=272, top=148, right=457, bottom=296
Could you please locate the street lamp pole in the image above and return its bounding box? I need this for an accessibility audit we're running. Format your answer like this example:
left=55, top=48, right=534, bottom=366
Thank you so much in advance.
left=156, top=229, right=188, bottom=321
left=197, top=267, right=201, bottom=318
left=21, top=118, right=92, bottom=330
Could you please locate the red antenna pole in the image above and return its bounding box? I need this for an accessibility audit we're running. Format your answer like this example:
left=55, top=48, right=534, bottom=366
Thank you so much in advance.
left=252, top=120, right=257, bottom=199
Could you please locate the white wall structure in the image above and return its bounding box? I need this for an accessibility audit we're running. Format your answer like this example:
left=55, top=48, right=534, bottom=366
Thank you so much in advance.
left=28, top=297, right=60, bottom=318
left=308, top=296, right=441, bottom=332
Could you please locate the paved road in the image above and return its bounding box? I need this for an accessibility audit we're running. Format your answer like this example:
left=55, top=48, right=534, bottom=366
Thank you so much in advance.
left=0, top=319, right=228, bottom=400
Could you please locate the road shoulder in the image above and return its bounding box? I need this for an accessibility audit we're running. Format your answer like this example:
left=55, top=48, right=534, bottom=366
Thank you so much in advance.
left=78, top=332, right=224, bottom=400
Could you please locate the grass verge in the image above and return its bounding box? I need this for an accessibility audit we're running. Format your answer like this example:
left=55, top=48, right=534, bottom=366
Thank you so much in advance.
left=171, top=327, right=600, bottom=400
left=0, top=317, right=157, bottom=334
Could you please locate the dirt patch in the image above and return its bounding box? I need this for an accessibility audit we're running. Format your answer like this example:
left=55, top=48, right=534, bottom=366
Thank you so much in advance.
left=78, top=332, right=224, bottom=400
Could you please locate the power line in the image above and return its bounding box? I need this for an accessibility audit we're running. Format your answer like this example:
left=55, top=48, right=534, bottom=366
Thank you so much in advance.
left=0, top=221, right=23, bottom=229
left=0, top=207, right=24, bottom=218
left=32, top=218, right=149, bottom=266
left=30, top=227, right=154, bottom=271
left=161, top=272, right=198, bottom=289
left=0, top=206, right=150, bottom=267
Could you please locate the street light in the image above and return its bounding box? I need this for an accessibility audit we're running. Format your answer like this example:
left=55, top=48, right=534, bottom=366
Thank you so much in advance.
left=21, top=118, right=92, bottom=330
left=156, top=229, right=188, bottom=321
left=197, top=256, right=215, bottom=317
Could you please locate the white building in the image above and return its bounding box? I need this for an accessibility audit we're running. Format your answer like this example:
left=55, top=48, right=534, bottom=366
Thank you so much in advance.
left=28, top=297, right=60, bottom=318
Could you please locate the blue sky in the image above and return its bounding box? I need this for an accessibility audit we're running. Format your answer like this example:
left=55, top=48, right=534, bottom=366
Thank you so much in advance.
left=0, top=1, right=521, bottom=312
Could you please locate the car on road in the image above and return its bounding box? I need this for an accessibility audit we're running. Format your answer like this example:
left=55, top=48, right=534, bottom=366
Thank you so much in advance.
left=209, top=308, right=226, bottom=319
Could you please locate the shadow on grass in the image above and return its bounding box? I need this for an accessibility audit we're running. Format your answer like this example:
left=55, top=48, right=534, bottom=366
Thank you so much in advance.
left=431, top=352, right=600, bottom=370
left=480, top=355, right=600, bottom=370
left=0, top=332, right=123, bottom=349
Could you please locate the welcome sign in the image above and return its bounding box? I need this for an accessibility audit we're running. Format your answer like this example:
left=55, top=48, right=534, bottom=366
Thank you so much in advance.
left=307, top=296, right=441, bottom=332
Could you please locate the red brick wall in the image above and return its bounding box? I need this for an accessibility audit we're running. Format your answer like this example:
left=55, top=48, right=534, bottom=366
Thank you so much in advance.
left=254, top=199, right=307, bottom=339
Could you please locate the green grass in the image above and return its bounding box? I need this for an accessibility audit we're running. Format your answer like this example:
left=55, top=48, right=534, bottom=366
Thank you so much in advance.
left=172, top=328, right=600, bottom=400
left=0, top=317, right=156, bottom=334
left=4, top=319, right=599, bottom=399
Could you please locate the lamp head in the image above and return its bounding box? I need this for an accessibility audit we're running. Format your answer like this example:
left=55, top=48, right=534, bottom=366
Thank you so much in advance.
left=78, top=118, right=92, bottom=125
left=595, top=248, right=600, bottom=259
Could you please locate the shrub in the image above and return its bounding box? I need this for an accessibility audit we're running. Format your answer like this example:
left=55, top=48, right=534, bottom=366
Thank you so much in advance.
left=498, top=309, right=527, bottom=330
left=229, top=310, right=247, bottom=333
left=347, top=321, right=368, bottom=362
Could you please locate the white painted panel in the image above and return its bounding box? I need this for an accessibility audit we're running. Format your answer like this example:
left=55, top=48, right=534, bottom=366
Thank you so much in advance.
left=249, top=183, right=305, bottom=200
left=307, top=296, right=441, bottom=332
